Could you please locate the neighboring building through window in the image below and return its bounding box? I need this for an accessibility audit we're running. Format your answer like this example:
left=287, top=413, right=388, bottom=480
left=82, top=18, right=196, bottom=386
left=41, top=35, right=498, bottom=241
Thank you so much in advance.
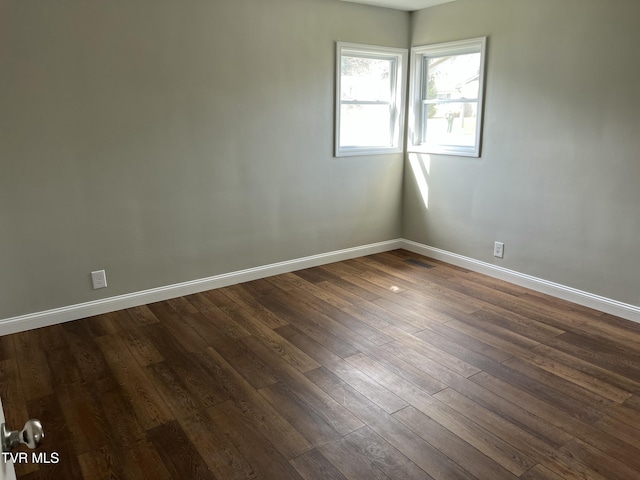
left=408, top=37, right=487, bottom=157
left=335, top=42, right=407, bottom=157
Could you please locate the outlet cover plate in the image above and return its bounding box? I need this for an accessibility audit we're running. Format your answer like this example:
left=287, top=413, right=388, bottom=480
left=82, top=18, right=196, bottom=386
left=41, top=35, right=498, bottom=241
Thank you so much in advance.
left=91, top=270, right=108, bottom=289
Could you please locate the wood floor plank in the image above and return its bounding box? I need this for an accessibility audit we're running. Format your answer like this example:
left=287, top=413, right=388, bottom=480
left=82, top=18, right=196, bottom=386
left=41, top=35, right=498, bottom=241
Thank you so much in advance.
left=182, top=312, right=248, bottom=359
left=277, top=272, right=353, bottom=310
left=243, top=336, right=365, bottom=437
left=125, top=305, right=161, bottom=326
left=540, top=332, right=640, bottom=380
left=378, top=339, right=470, bottom=388
left=519, top=464, right=566, bottom=480
left=204, top=290, right=321, bottom=373
left=13, top=330, right=54, bottom=401
left=316, top=437, right=392, bottom=480
left=593, top=413, right=640, bottom=450
left=264, top=295, right=361, bottom=359
left=425, top=322, right=513, bottom=363
left=393, top=406, right=518, bottom=480
left=344, top=305, right=422, bottom=334
left=290, top=448, right=349, bottom=480
left=267, top=275, right=395, bottom=346
left=144, top=361, right=209, bottom=420
left=147, top=421, right=217, bottom=480
left=26, top=394, right=85, bottom=480
left=531, top=343, right=640, bottom=396
left=224, top=349, right=280, bottom=390
left=196, top=346, right=312, bottom=459
left=77, top=446, right=127, bottom=480
left=444, top=275, right=588, bottom=331
left=207, top=400, right=305, bottom=480
left=372, top=296, right=446, bottom=330
left=96, top=334, right=174, bottom=430
left=0, top=334, right=16, bottom=361
left=475, top=358, right=606, bottom=424
left=46, top=347, right=83, bottom=387
left=463, top=307, right=565, bottom=344
left=383, top=333, right=481, bottom=378
left=431, top=388, right=606, bottom=479
left=442, top=375, right=574, bottom=448
left=344, top=426, right=435, bottom=480
left=118, top=326, right=165, bottom=368
left=306, top=366, right=478, bottom=480
left=149, top=305, right=211, bottom=354
left=91, top=386, right=147, bottom=450
left=500, top=357, right=614, bottom=413
left=53, top=382, right=107, bottom=455
left=276, top=324, right=408, bottom=414
left=62, top=322, right=112, bottom=384
left=559, top=438, right=640, bottom=479
left=179, top=411, right=258, bottom=480
left=350, top=347, right=447, bottom=395
left=222, top=284, right=290, bottom=329
left=471, top=371, right=640, bottom=473
left=2, top=249, right=640, bottom=480
left=413, top=326, right=509, bottom=370
left=523, top=345, right=636, bottom=402
left=259, top=382, right=344, bottom=447
left=351, top=255, right=483, bottom=315
left=314, top=269, right=382, bottom=302
left=385, top=250, right=466, bottom=278
left=344, top=354, right=536, bottom=475
left=444, top=317, right=540, bottom=353
left=0, top=358, right=30, bottom=438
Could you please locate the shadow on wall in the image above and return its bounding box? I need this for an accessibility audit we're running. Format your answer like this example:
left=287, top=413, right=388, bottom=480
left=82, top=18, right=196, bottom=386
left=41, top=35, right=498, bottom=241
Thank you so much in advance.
left=408, top=153, right=431, bottom=210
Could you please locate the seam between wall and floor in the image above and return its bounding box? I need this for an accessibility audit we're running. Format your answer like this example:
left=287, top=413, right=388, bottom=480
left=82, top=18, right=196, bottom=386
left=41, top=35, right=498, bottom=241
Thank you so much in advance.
left=1, top=238, right=639, bottom=336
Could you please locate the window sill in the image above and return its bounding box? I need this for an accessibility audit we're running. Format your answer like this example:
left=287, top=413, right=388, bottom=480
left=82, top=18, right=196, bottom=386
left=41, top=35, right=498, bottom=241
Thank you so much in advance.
left=407, top=144, right=480, bottom=158
left=336, top=146, right=404, bottom=157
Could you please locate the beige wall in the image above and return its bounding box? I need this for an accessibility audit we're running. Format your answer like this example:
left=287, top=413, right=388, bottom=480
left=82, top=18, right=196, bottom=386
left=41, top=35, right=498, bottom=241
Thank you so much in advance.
left=0, top=0, right=409, bottom=319
left=404, top=0, right=640, bottom=306
left=6, top=0, right=639, bottom=322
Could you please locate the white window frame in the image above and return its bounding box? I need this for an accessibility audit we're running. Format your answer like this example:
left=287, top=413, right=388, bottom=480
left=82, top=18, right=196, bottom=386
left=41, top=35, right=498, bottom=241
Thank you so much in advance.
left=408, top=37, right=487, bottom=157
left=335, top=42, right=408, bottom=157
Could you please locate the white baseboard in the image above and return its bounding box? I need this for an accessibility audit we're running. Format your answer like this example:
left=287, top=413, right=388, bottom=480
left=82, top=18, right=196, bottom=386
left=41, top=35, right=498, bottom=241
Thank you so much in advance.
left=0, top=239, right=403, bottom=335
left=3, top=238, right=639, bottom=335
left=400, top=239, right=640, bottom=325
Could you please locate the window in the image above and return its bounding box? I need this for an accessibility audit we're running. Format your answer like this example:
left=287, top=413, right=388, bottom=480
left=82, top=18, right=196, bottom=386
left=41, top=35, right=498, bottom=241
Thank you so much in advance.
left=408, top=37, right=487, bottom=157
left=335, top=42, right=407, bottom=157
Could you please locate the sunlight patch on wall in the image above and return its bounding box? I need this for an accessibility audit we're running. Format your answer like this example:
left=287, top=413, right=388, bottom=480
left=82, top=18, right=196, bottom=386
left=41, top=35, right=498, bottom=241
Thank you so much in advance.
left=408, top=153, right=431, bottom=209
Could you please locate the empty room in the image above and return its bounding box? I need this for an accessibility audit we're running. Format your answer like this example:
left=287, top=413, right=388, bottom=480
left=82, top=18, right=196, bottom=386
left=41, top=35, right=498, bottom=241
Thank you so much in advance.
left=2, top=0, right=640, bottom=478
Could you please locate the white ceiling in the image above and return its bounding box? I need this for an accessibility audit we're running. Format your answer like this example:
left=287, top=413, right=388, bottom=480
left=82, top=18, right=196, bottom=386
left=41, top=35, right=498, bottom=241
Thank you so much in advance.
left=341, top=0, right=455, bottom=12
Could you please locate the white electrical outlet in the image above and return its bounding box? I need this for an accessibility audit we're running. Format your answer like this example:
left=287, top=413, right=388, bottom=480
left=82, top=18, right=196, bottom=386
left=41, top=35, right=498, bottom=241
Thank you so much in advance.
left=494, top=242, right=504, bottom=258
left=91, top=270, right=108, bottom=289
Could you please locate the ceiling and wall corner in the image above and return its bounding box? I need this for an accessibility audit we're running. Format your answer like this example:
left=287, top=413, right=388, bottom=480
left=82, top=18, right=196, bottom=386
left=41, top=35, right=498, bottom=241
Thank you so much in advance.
left=341, top=0, right=455, bottom=11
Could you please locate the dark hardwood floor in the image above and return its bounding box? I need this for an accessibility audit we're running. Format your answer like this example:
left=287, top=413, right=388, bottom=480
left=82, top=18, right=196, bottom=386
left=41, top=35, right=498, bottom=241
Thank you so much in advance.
left=2, top=249, right=640, bottom=479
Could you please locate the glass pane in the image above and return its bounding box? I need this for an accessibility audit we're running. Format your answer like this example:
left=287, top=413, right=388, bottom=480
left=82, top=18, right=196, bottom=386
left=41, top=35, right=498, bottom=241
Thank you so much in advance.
left=341, top=56, right=393, bottom=102
left=424, top=53, right=481, bottom=102
left=340, top=104, right=392, bottom=148
left=422, top=101, right=478, bottom=147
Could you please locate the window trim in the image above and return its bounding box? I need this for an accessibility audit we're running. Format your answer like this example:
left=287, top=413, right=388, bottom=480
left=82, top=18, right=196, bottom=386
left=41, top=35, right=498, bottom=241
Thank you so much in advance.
left=335, top=42, right=408, bottom=157
left=408, top=37, right=487, bottom=157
